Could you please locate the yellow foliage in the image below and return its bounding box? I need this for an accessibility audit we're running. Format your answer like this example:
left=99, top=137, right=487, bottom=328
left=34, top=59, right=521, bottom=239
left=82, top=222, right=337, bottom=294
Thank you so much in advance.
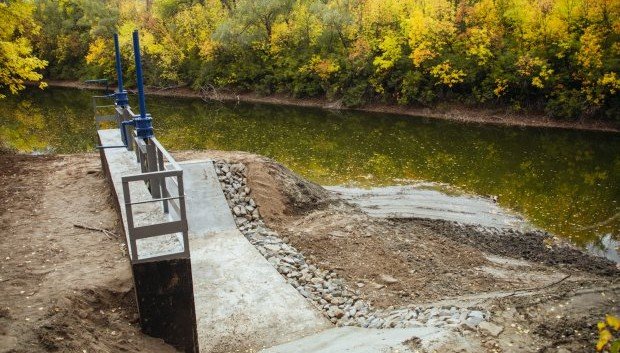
left=406, top=3, right=456, bottom=68
left=430, top=61, right=466, bottom=87
left=598, top=72, right=620, bottom=94
left=373, top=35, right=403, bottom=71
left=596, top=314, right=620, bottom=352
left=578, top=27, right=603, bottom=70
left=494, top=78, right=508, bottom=97
left=466, top=28, right=493, bottom=65
left=85, top=38, right=110, bottom=67
left=598, top=329, right=613, bottom=351
left=608, top=314, right=620, bottom=330
left=348, top=38, right=371, bottom=61
left=174, top=3, right=220, bottom=58
left=300, top=55, right=340, bottom=80
left=467, top=0, right=501, bottom=27
left=0, top=1, right=47, bottom=98
left=517, top=55, right=553, bottom=88
left=517, top=55, right=542, bottom=76
left=411, top=41, right=437, bottom=67
left=363, top=0, right=405, bottom=26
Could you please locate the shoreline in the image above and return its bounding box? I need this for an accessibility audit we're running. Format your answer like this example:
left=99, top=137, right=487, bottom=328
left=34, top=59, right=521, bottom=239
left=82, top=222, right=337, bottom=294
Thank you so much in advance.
left=45, top=80, right=619, bottom=133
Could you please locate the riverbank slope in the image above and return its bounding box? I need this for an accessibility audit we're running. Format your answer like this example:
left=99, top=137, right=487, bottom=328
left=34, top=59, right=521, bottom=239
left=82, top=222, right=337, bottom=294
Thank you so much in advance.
left=1, top=150, right=618, bottom=352
left=44, top=80, right=620, bottom=133
left=178, top=149, right=619, bottom=353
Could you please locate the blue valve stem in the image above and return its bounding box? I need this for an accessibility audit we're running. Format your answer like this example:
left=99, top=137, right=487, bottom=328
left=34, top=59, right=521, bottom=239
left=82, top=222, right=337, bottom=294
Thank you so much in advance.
left=113, top=33, right=128, bottom=107
left=132, top=30, right=147, bottom=120
left=113, top=33, right=124, bottom=92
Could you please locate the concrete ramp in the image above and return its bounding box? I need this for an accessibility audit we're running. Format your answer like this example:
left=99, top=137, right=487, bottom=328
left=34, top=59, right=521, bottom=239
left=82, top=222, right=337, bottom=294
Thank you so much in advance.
left=260, top=326, right=446, bottom=353
left=183, top=162, right=451, bottom=353
left=180, top=161, right=330, bottom=352
left=327, top=185, right=530, bottom=230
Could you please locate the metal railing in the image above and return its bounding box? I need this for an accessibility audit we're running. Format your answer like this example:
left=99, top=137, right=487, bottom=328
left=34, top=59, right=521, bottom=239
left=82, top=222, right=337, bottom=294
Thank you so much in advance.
left=121, top=132, right=190, bottom=264
left=92, top=94, right=118, bottom=126
left=91, top=29, right=189, bottom=264
left=89, top=87, right=190, bottom=264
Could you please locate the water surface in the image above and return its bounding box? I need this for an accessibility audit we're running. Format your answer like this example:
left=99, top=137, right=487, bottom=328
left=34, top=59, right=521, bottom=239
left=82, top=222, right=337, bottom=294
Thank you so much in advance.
left=1, top=87, right=618, bottom=252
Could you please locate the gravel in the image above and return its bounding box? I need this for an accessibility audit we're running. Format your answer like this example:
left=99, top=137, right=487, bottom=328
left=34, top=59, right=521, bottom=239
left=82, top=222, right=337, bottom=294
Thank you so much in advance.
left=214, top=160, right=492, bottom=330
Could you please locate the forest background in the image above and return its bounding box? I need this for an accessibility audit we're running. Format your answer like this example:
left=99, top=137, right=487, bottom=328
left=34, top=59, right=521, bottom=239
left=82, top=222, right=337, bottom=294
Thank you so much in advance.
left=1, top=0, right=619, bottom=120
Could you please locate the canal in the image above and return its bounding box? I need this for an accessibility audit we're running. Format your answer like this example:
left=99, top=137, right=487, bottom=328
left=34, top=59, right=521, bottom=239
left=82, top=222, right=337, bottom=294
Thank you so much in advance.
left=1, top=87, right=618, bottom=255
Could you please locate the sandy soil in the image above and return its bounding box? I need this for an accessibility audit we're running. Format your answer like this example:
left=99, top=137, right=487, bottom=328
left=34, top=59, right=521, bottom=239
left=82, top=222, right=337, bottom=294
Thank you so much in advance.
left=46, top=80, right=620, bottom=133
left=0, top=152, right=176, bottom=353
left=178, top=150, right=620, bottom=353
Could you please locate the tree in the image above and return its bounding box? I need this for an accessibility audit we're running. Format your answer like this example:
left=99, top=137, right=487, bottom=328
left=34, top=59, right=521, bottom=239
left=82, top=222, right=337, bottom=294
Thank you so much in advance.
left=21, top=0, right=620, bottom=119
left=0, top=0, right=47, bottom=98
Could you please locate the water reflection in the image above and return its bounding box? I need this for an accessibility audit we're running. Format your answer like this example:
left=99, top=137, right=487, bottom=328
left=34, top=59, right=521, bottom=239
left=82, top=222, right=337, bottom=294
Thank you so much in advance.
left=0, top=87, right=618, bottom=250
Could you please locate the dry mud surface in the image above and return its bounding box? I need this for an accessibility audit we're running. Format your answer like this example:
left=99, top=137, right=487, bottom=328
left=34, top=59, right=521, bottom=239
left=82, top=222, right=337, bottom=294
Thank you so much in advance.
left=179, top=150, right=620, bottom=353
left=0, top=152, right=176, bottom=353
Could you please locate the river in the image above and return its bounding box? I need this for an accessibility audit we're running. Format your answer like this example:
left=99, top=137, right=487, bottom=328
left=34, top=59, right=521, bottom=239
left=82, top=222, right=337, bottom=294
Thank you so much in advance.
left=1, top=87, right=618, bottom=257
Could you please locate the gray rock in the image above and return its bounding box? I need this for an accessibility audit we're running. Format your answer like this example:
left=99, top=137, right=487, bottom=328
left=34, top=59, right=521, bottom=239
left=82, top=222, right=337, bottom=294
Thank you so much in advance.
left=445, top=318, right=461, bottom=325
left=368, top=318, right=383, bottom=328
left=468, top=310, right=485, bottom=319
left=263, top=244, right=280, bottom=253
left=404, top=311, right=416, bottom=320
left=406, top=320, right=424, bottom=328
left=232, top=206, right=242, bottom=216
left=479, top=321, right=503, bottom=337
left=297, top=288, right=310, bottom=298
left=378, top=274, right=399, bottom=285
left=465, top=316, right=484, bottom=327
left=327, top=307, right=345, bottom=319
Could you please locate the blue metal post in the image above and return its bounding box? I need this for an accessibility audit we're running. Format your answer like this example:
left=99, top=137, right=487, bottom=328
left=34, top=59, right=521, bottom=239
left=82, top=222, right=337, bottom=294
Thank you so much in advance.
left=131, top=30, right=153, bottom=140
left=113, top=33, right=129, bottom=107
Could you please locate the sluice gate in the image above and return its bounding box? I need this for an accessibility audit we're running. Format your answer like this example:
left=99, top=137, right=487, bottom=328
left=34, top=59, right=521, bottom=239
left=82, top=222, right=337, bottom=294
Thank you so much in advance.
left=91, top=31, right=446, bottom=353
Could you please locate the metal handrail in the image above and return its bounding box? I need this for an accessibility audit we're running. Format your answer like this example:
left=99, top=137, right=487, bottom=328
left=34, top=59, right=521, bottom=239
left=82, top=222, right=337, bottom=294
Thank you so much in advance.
left=121, top=169, right=189, bottom=264
left=128, top=195, right=182, bottom=206
left=120, top=128, right=189, bottom=264
left=151, top=137, right=182, bottom=171
left=92, top=94, right=119, bottom=129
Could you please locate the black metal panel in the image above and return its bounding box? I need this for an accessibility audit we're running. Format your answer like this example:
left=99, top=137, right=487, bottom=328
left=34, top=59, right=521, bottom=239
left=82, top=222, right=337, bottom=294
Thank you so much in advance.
left=132, top=258, right=199, bottom=353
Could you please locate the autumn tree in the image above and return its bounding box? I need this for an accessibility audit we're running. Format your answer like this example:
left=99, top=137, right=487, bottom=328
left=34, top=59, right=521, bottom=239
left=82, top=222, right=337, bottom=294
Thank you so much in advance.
left=26, top=0, right=620, bottom=119
left=0, top=0, right=47, bottom=98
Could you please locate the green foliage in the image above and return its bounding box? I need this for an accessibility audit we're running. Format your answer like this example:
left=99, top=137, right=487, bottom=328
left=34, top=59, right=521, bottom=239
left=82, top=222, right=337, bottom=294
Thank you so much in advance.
left=28, top=0, right=620, bottom=119
left=31, top=0, right=118, bottom=79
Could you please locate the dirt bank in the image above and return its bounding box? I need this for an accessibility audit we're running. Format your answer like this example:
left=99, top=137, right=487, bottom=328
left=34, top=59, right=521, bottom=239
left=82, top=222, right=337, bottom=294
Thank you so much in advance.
left=2, top=149, right=619, bottom=352
left=179, top=150, right=620, bottom=353
left=0, top=152, right=176, bottom=353
left=45, top=80, right=620, bottom=133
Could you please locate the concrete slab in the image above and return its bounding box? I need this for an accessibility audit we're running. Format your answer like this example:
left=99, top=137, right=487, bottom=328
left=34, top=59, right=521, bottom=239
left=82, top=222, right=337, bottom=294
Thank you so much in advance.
left=327, top=185, right=530, bottom=230
left=179, top=160, right=237, bottom=232
left=99, top=129, right=184, bottom=260
left=179, top=160, right=331, bottom=352
left=259, top=326, right=446, bottom=353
